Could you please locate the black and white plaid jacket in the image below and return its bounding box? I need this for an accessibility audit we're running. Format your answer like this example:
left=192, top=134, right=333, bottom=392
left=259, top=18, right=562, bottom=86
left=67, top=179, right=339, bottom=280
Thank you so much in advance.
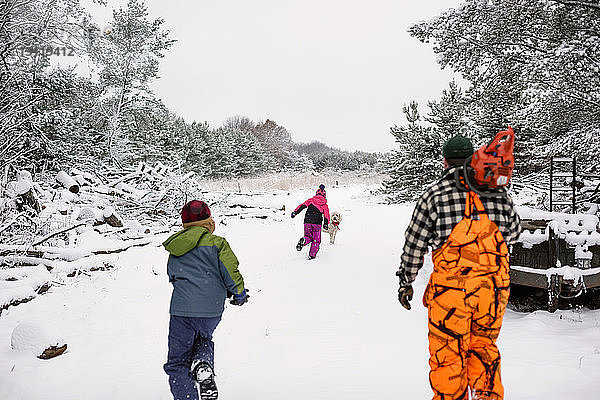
left=399, top=166, right=522, bottom=284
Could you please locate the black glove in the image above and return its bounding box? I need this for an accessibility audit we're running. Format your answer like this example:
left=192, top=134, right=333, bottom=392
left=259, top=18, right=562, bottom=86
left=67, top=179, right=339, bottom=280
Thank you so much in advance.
left=230, top=289, right=249, bottom=306
left=291, top=211, right=296, bottom=218
left=396, top=269, right=413, bottom=310
left=323, top=223, right=328, bottom=230
left=398, top=285, right=414, bottom=310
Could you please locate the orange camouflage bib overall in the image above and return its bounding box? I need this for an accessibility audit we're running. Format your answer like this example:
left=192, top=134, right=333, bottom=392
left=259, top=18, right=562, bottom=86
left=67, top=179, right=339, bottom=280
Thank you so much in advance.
left=424, top=191, right=510, bottom=400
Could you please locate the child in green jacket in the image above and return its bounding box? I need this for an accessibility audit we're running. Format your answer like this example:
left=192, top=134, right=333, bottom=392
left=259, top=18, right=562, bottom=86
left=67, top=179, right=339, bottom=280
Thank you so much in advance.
left=163, top=200, right=248, bottom=400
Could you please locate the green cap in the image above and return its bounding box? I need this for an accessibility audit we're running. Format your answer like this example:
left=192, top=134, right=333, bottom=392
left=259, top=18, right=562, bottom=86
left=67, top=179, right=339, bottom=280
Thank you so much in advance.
left=442, top=135, right=473, bottom=159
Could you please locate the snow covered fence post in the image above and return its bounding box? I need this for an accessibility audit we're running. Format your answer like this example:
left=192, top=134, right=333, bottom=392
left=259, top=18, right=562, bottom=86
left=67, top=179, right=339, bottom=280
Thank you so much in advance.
left=56, top=171, right=79, bottom=194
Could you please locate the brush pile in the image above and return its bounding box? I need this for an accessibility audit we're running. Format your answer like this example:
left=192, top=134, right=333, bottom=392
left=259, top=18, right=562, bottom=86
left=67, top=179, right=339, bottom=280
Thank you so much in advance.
left=0, top=163, right=204, bottom=314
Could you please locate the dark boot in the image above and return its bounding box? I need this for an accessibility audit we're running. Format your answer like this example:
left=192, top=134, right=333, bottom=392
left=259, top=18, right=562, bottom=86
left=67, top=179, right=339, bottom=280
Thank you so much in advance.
left=199, top=374, right=218, bottom=400
left=296, top=237, right=305, bottom=251
left=192, top=361, right=218, bottom=400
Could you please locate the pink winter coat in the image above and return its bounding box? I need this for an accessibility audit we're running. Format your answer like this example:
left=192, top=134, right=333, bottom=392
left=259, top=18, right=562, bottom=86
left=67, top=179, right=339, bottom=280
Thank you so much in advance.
left=294, top=194, right=330, bottom=225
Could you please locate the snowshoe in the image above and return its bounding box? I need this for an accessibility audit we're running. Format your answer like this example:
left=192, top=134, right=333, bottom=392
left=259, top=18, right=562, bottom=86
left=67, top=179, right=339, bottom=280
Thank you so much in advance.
left=192, top=361, right=218, bottom=400
left=296, top=237, right=305, bottom=251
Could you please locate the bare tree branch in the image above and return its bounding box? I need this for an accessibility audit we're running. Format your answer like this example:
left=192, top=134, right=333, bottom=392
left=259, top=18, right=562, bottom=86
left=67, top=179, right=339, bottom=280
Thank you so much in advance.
left=552, top=0, right=600, bottom=10
left=32, top=223, right=86, bottom=247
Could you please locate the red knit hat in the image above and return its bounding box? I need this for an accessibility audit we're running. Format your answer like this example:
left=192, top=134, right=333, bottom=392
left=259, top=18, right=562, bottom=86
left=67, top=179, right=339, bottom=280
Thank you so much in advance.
left=181, top=200, right=211, bottom=224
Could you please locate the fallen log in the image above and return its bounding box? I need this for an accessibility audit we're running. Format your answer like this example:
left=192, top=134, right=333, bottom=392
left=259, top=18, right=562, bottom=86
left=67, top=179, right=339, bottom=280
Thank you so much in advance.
left=76, top=207, right=103, bottom=224
left=0, top=255, right=52, bottom=268
left=103, top=206, right=123, bottom=227
left=0, top=266, right=52, bottom=315
left=1, top=238, right=153, bottom=269
left=0, top=248, right=44, bottom=258
left=37, top=283, right=50, bottom=294
left=0, top=245, right=92, bottom=261
left=223, top=213, right=270, bottom=219
left=39, top=344, right=68, bottom=360
left=48, top=256, right=118, bottom=277
left=56, top=171, right=79, bottom=194
left=0, top=294, right=35, bottom=315
left=0, top=258, right=119, bottom=314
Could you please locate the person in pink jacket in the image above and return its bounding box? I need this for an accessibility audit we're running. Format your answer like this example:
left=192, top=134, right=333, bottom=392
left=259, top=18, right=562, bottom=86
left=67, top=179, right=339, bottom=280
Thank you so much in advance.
left=291, top=185, right=331, bottom=259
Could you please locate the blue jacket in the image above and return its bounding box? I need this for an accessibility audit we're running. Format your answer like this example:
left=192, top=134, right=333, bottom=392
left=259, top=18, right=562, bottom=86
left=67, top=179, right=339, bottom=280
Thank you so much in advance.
left=163, top=226, right=245, bottom=317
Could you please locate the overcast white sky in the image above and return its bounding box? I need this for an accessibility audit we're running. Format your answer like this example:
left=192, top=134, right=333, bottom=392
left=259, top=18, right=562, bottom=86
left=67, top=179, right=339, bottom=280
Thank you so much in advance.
left=86, top=0, right=463, bottom=153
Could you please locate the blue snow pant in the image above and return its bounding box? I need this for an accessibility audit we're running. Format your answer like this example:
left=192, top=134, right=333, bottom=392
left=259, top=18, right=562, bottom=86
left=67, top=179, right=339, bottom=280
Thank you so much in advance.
left=164, top=315, right=222, bottom=400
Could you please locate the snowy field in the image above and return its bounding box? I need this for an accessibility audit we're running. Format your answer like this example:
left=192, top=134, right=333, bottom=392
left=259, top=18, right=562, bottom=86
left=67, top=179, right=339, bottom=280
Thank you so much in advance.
left=1, top=185, right=600, bottom=399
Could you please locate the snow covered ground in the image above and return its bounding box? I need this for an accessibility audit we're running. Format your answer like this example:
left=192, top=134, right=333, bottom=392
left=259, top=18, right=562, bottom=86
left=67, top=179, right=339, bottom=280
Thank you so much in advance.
left=1, top=185, right=600, bottom=399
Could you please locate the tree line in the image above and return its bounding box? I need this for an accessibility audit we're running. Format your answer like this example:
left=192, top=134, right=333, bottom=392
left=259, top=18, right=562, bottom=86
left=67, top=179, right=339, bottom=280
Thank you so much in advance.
left=0, top=0, right=379, bottom=182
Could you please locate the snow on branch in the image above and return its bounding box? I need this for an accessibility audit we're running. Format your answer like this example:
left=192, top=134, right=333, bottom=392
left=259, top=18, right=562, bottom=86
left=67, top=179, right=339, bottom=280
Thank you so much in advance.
left=552, top=0, right=600, bottom=10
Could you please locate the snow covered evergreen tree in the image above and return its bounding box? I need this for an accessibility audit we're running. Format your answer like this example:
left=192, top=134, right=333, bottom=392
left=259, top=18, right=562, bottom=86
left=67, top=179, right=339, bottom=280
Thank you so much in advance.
left=383, top=82, right=472, bottom=202
left=227, top=127, right=272, bottom=177
left=409, top=0, right=600, bottom=174
left=424, top=81, right=473, bottom=141
left=0, top=0, right=90, bottom=173
left=86, top=0, right=175, bottom=167
left=122, top=97, right=172, bottom=164
left=382, top=102, right=439, bottom=202
left=293, top=141, right=380, bottom=172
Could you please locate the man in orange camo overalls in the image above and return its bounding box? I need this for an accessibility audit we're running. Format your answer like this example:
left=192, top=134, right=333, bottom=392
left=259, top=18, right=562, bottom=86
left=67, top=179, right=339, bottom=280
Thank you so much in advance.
left=396, top=135, right=521, bottom=400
